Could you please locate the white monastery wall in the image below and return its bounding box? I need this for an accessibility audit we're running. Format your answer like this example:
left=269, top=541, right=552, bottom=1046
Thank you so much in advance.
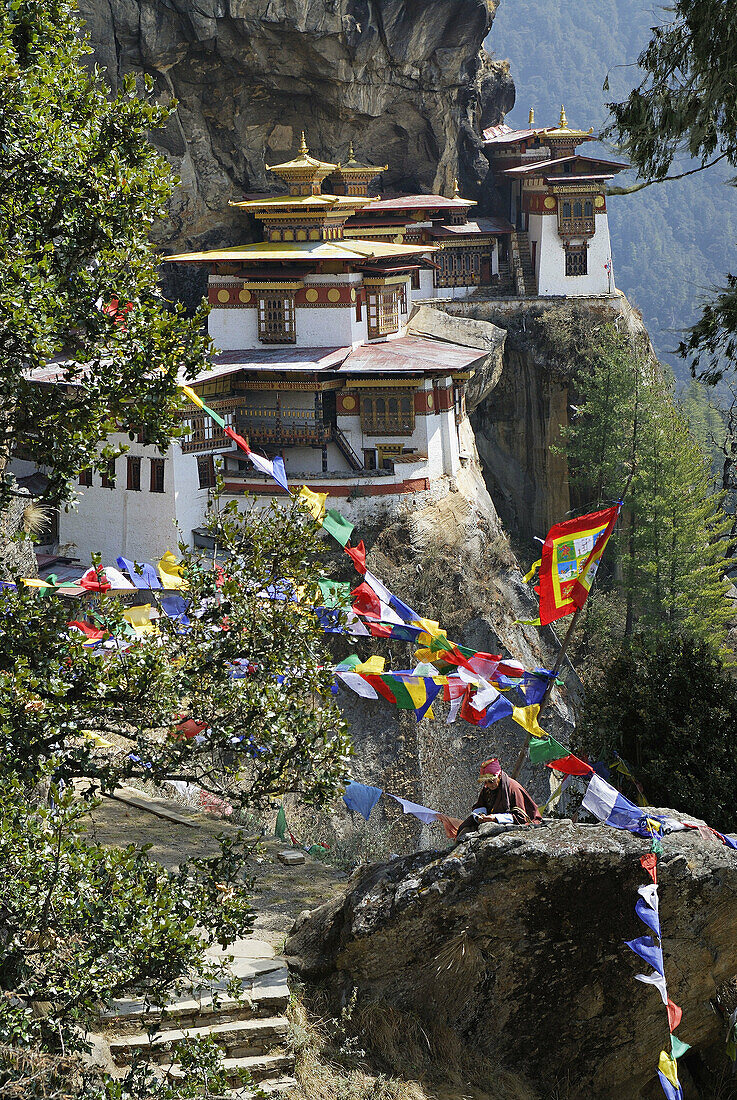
left=531, top=212, right=614, bottom=297
left=172, top=446, right=211, bottom=547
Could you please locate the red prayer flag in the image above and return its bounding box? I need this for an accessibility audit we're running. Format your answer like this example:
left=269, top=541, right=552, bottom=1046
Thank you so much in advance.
left=538, top=504, right=621, bottom=625
left=640, top=853, right=658, bottom=883
left=545, top=755, right=594, bottom=776
left=362, top=674, right=397, bottom=705
left=345, top=540, right=367, bottom=574
left=667, top=999, right=682, bottom=1033
left=223, top=425, right=251, bottom=454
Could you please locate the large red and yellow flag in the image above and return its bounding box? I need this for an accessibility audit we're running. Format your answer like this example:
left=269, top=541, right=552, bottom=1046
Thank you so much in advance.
left=537, top=504, right=621, bottom=625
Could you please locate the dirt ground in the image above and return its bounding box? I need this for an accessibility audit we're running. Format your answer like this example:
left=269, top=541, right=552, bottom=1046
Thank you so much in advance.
left=84, top=791, right=349, bottom=950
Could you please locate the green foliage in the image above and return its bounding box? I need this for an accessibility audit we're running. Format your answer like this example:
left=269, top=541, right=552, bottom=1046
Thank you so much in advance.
left=0, top=775, right=254, bottom=1059
left=0, top=495, right=351, bottom=808
left=576, top=633, right=737, bottom=832
left=561, top=323, right=733, bottom=648
left=0, top=0, right=210, bottom=503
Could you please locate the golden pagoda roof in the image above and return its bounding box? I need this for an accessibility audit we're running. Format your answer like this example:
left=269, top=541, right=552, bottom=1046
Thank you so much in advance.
left=265, top=132, right=337, bottom=174
left=544, top=104, right=595, bottom=140
left=229, top=194, right=374, bottom=212
left=334, top=144, right=387, bottom=175
left=165, top=240, right=435, bottom=264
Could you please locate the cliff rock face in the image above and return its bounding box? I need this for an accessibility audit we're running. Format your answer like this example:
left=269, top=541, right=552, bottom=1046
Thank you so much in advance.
left=80, top=0, right=513, bottom=251
left=286, top=818, right=737, bottom=1099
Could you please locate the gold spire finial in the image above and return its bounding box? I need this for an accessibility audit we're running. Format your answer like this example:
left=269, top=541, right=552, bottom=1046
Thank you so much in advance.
left=529, top=106, right=534, bottom=126
left=348, top=141, right=355, bottom=161
left=559, top=104, right=568, bottom=128
left=299, top=131, right=309, bottom=155
left=453, top=176, right=460, bottom=198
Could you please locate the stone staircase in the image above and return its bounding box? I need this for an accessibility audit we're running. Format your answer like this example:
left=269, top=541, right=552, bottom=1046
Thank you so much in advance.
left=90, top=938, right=296, bottom=1097
left=512, top=230, right=537, bottom=296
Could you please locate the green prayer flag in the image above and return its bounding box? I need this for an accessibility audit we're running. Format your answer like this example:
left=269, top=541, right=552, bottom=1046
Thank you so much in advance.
left=336, top=654, right=361, bottom=670
left=670, top=1036, right=690, bottom=1060
left=201, top=401, right=227, bottom=430
left=318, top=579, right=351, bottom=608
left=322, top=509, right=354, bottom=547
left=275, top=804, right=287, bottom=841
left=382, top=674, right=415, bottom=710
left=528, top=736, right=570, bottom=764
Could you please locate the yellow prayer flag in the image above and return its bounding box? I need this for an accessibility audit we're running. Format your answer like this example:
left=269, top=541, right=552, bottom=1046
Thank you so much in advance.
left=82, top=730, right=113, bottom=748
left=416, top=618, right=441, bottom=645
left=355, top=655, right=385, bottom=675
left=524, top=558, right=541, bottom=584
left=123, top=604, right=156, bottom=635
left=298, top=485, right=328, bottom=523
left=158, top=551, right=187, bottom=590
left=181, top=384, right=206, bottom=410
left=658, top=1051, right=679, bottom=1089
left=22, top=578, right=54, bottom=588
left=511, top=704, right=546, bottom=738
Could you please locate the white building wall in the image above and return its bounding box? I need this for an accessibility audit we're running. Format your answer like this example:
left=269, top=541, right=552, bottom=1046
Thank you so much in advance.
left=533, top=212, right=615, bottom=297
left=56, top=436, right=179, bottom=566
left=172, top=446, right=212, bottom=548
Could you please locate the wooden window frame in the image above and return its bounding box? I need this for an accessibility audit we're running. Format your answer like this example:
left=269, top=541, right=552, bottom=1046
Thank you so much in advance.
left=101, top=458, right=116, bottom=489
left=197, top=455, right=216, bottom=489
left=149, top=458, right=165, bottom=493
left=360, top=391, right=415, bottom=436
left=126, top=456, right=141, bottom=491
left=366, top=287, right=400, bottom=338
left=434, top=249, right=481, bottom=288
left=78, top=468, right=92, bottom=488
left=257, top=293, right=296, bottom=344
left=565, top=245, right=588, bottom=277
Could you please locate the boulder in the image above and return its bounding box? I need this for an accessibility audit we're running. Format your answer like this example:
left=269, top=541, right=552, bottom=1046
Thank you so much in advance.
left=285, top=818, right=737, bottom=1098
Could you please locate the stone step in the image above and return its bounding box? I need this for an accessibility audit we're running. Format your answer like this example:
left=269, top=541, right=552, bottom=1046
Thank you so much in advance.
left=101, top=963, right=289, bottom=1032
left=109, top=1015, right=289, bottom=1066
left=168, top=1051, right=293, bottom=1086
left=239, top=1077, right=297, bottom=1099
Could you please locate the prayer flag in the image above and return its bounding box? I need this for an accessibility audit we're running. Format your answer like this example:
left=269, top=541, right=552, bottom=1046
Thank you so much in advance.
left=640, top=853, right=658, bottom=882
left=345, top=540, right=367, bottom=574
left=322, top=509, right=354, bottom=547
left=355, top=655, right=386, bottom=675
left=363, top=569, right=420, bottom=624
left=337, top=672, right=379, bottom=699
left=667, top=1000, right=683, bottom=1032
left=546, top=754, right=594, bottom=776
left=222, top=426, right=290, bottom=492
left=658, top=1051, right=680, bottom=1090
left=511, top=704, right=546, bottom=737
left=298, top=484, right=328, bottom=522
left=158, top=551, right=187, bottom=590
left=343, top=781, right=383, bottom=821
left=123, top=604, right=155, bottom=635
left=351, top=581, right=404, bottom=624
left=275, top=804, right=287, bottom=841
left=537, top=504, right=621, bottom=625
left=317, top=579, right=351, bottom=608
left=670, top=1036, right=690, bottom=1060
left=102, top=566, right=136, bottom=590
left=581, top=772, right=647, bottom=835
left=528, top=736, right=570, bottom=764
left=656, top=1071, right=683, bottom=1100
left=403, top=676, right=442, bottom=721
left=635, top=970, right=668, bottom=1005
left=79, top=566, right=111, bottom=592
left=389, top=794, right=441, bottom=824
left=117, top=556, right=161, bottom=589
left=625, top=935, right=664, bottom=975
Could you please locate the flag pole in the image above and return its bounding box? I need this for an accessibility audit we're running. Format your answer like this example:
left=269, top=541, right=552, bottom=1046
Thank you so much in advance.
left=510, top=603, right=582, bottom=779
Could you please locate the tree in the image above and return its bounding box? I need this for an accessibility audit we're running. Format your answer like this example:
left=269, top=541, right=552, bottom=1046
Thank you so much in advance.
left=0, top=496, right=350, bottom=810
left=576, top=633, right=737, bottom=833
left=561, top=322, right=733, bottom=649
left=604, top=0, right=737, bottom=381
left=0, top=0, right=210, bottom=506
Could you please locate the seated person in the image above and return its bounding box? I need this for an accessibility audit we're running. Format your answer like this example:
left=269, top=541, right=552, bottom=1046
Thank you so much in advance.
left=456, top=757, right=542, bottom=839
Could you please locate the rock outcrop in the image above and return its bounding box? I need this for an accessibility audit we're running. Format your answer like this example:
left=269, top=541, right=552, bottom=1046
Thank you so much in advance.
left=80, top=0, right=513, bottom=252
left=286, top=818, right=737, bottom=1099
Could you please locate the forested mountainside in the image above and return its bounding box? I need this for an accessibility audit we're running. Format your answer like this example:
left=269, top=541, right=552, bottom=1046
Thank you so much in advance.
left=488, top=0, right=737, bottom=384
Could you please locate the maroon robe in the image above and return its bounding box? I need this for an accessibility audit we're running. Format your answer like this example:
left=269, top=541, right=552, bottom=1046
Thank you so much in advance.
left=456, top=771, right=541, bottom=838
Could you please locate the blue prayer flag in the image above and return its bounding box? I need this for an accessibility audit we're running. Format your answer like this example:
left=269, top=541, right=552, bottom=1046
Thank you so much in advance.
left=625, top=935, right=664, bottom=975
left=343, top=781, right=383, bottom=821
left=657, top=1070, right=683, bottom=1100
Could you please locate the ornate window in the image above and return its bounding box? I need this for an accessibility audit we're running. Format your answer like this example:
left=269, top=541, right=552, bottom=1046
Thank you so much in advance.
left=257, top=293, right=296, bottom=343
left=366, top=287, right=400, bottom=338
left=565, top=245, right=588, bottom=277
left=434, top=249, right=481, bottom=288
left=558, top=195, right=595, bottom=237
left=360, top=391, right=414, bottom=435
left=78, top=468, right=92, bottom=487
left=584, top=199, right=594, bottom=218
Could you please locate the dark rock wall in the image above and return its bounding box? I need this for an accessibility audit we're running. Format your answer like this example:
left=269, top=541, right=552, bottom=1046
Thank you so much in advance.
left=80, top=0, right=513, bottom=251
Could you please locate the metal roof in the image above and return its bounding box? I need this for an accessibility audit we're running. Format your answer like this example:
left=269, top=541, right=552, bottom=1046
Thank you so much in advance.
left=164, top=240, right=433, bottom=263
left=338, top=336, right=485, bottom=374
left=364, top=195, right=476, bottom=212
left=187, top=347, right=351, bottom=382
left=429, top=217, right=514, bottom=237
left=503, top=154, right=628, bottom=177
